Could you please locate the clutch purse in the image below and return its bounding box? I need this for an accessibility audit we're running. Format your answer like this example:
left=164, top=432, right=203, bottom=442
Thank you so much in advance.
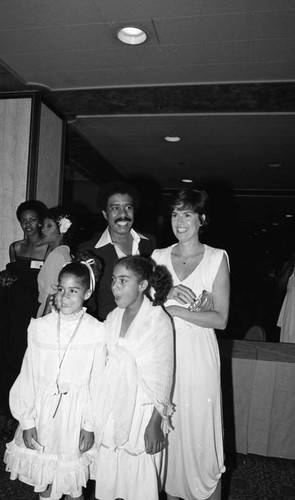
left=0, top=268, right=17, bottom=288
left=188, top=290, right=214, bottom=312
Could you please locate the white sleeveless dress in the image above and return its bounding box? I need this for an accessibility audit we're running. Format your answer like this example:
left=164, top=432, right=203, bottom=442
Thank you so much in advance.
left=152, top=244, right=227, bottom=500
left=277, top=270, right=295, bottom=343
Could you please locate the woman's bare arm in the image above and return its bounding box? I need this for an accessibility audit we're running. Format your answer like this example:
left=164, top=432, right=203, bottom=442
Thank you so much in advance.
left=165, top=254, right=230, bottom=330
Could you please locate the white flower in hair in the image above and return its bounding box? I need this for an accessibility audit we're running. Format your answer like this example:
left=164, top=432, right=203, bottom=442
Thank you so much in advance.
left=57, top=215, right=72, bottom=234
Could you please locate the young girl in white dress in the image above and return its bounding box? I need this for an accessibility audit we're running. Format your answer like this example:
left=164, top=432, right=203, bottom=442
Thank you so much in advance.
left=4, top=260, right=105, bottom=500
left=91, top=255, right=174, bottom=500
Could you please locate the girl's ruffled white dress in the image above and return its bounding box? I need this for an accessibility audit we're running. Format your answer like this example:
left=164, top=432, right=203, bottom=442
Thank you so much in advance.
left=91, top=296, right=174, bottom=500
left=4, top=309, right=105, bottom=499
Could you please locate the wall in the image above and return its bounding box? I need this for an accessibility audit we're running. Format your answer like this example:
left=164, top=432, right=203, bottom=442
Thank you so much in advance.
left=0, top=98, right=32, bottom=267
left=36, top=102, right=64, bottom=207
left=0, top=94, right=64, bottom=270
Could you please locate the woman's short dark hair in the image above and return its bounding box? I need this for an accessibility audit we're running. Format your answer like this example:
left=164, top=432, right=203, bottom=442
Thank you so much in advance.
left=16, top=200, right=47, bottom=222
left=98, top=181, right=141, bottom=212
left=171, top=189, right=210, bottom=227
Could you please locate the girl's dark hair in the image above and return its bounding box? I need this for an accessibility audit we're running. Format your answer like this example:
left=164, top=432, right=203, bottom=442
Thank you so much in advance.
left=16, top=200, right=47, bottom=222
left=44, top=206, right=75, bottom=245
left=171, top=189, right=210, bottom=227
left=114, top=255, right=172, bottom=306
left=58, top=257, right=102, bottom=293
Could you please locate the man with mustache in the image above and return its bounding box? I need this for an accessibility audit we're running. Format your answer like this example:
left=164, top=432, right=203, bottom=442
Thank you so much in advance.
left=79, top=181, right=155, bottom=320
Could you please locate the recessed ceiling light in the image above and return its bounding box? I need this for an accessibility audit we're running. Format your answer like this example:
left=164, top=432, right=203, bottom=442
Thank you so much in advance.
left=285, top=214, right=293, bottom=218
left=272, top=222, right=279, bottom=226
left=181, top=179, right=193, bottom=183
left=117, top=26, right=147, bottom=45
left=164, top=136, right=181, bottom=142
left=267, top=162, right=282, bottom=168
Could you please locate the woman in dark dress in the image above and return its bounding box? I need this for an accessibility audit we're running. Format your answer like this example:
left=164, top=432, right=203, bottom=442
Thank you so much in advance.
left=0, top=200, right=48, bottom=439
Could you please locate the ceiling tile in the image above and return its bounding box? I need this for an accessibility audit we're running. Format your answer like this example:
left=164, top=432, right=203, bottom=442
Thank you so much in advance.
left=249, top=0, right=295, bottom=11
left=204, top=41, right=249, bottom=64
left=250, top=10, right=295, bottom=39
left=0, top=0, right=101, bottom=29
left=1, top=52, right=48, bottom=74
left=154, top=16, right=203, bottom=44
left=202, top=13, right=251, bottom=42
left=3, top=44, right=205, bottom=82
left=200, top=0, right=252, bottom=15
left=249, top=39, right=295, bottom=63
left=91, top=0, right=204, bottom=20
left=0, top=25, right=115, bottom=54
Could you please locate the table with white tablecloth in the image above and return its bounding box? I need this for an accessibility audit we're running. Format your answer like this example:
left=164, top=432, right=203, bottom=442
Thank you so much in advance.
left=218, top=339, right=295, bottom=459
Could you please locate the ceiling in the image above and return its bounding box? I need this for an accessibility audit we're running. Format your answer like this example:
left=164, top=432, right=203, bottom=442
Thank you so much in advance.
left=0, top=0, right=295, bottom=245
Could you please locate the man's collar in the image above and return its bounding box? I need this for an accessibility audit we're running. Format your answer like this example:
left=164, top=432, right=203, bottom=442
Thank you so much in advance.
left=95, top=227, right=147, bottom=249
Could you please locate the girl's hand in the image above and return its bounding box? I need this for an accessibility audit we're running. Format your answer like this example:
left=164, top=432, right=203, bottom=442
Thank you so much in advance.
left=144, top=420, right=165, bottom=455
left=167, top=285, right=196, bottom=305
left=79, top=429, right=94, bottom=453
left=23, top=427, right=38, bottom=449
left=49, top=293, right=58, bottom=311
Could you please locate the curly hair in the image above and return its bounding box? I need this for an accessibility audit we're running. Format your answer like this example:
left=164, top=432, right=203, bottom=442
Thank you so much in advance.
left=16, top=200, right=47, bottom=222
left=114, top=255, right=172, bottom=306
left=98, top=181, right=141, bottom=212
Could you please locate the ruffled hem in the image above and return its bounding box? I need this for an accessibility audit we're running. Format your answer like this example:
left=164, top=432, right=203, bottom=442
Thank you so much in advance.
left=90, top=444, right=164, bottom=500
left=4, top=440, right=96, bottom=496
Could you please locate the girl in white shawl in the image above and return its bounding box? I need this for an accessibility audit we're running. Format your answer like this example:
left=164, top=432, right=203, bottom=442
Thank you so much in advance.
left=92, top=255, right=174, bottom=500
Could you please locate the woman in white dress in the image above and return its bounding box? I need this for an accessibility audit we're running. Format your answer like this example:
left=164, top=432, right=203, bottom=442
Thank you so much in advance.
left=277, top=251, right=295, bottom=342
left=152, top=189, right=230, bottom=500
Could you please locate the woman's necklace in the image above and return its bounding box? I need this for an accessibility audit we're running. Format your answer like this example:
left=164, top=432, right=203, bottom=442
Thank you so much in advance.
left=53, top=310, right=84, bottom=418
left=180, top=249, right=204, bottom=266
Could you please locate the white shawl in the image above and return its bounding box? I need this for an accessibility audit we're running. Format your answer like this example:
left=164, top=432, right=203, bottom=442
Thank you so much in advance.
left=94, top=296, right=174, bottom=447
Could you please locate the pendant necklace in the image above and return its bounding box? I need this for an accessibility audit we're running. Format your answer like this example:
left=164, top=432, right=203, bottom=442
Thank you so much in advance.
left=181, top=247, right=204, bottom=266
left=53, top=311, right=84, bottom=418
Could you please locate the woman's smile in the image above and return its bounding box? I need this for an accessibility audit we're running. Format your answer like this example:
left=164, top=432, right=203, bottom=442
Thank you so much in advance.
left=171, top=207, right=202, bottom=241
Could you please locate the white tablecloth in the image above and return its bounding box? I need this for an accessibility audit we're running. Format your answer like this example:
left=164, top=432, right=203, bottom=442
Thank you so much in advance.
left=219, top=339, right=295, bottom=459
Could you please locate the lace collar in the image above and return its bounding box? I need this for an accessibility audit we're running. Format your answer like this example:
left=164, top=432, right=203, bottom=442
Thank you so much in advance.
left=59, top=307, right=86, bottom=321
